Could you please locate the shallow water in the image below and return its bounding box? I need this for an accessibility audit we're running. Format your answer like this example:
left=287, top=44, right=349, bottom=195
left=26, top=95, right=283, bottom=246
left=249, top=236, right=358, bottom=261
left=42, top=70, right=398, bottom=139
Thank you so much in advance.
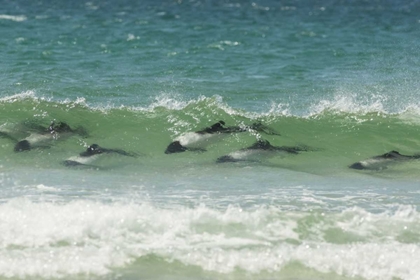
left=1, top=1, right=420, bottom=279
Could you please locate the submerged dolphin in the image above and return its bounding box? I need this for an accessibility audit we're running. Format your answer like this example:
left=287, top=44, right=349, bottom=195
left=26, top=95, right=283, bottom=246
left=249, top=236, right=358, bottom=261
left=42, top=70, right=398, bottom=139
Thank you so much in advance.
left=63, top=144, right=138, bottom=167
left=349, top=150, right=420, bottom=170
left=1, top=121, right=88, bottom=152
left=165, top=121, right=280, bottom=154
left=216, top=139, right=311, bottom=163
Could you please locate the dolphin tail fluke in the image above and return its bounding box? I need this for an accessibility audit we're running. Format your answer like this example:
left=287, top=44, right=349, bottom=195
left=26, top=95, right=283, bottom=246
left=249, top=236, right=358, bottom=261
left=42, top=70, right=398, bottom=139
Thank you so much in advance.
left=21, top=121, right=47, bottom=133
left=274, top=146, right=300, bottom=154
left=62, top=160, right=101, bottom=169
left=293, top=144, right=321, bottom=152
left=74, top=126, right=89, bottom=137
left=410, top=153, right=420, bottom=159
left=187, top=147, right=207, bottom=153
left=106, top=148, right=139, bottom=158
left=63, top=160, right=85, bottom=167
left=0, top=131, right=18, bottom=143
left=273, top=144, right=319, bottom=154
left=216, top=155, right=260, bottom=164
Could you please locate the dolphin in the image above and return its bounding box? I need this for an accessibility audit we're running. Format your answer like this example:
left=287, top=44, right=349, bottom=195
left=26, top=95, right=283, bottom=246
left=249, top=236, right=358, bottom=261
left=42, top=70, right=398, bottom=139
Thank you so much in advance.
left=0, top=121, right=88, bottom=152
left=165, top=121, right=280, bottom=154
left=63, top=144, right=138, bottom=167
left=349, top=150, right=420, bottom=170
left=216, top=139, right=311, bottom=163
left=0, top=131, right=19, bottom=143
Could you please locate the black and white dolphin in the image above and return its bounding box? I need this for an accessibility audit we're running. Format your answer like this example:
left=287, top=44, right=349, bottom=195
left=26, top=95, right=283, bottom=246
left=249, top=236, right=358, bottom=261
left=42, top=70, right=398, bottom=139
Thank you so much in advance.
left=0, top=121, right=88, bottom=152
left=349, top=150, right=420, bottom=170
left=216, top=139, right=311, bottom=163
left=165, top=121, right=280, bottom=154
left=63, top=144, right=138, bottom=167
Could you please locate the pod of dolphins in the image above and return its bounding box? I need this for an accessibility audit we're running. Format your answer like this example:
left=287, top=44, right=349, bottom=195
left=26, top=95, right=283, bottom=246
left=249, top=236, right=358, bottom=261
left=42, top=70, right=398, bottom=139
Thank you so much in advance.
left=1, top=120, right=419, bottom=171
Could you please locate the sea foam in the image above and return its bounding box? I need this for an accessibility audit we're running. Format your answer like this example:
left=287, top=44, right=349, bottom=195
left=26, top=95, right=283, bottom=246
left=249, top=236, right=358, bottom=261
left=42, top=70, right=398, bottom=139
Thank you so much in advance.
left=0, top=199, right=419, bottom=279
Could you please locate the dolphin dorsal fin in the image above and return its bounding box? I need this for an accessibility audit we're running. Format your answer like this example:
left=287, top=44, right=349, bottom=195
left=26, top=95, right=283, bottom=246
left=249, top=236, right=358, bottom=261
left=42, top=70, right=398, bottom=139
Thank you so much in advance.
left=249, top=139, right=271, bottom=150
left=383, top=151, right=401, bottom=158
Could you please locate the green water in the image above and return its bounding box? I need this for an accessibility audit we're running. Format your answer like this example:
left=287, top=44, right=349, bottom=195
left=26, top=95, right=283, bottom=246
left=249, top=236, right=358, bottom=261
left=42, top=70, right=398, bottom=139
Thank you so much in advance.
left=2, top=0, right=420, bottom=279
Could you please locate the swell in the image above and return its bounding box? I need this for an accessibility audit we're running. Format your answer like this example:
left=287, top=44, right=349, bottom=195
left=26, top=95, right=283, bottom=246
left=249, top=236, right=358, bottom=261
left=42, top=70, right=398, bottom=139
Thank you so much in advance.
left=1, top=92, right=420, bottom=175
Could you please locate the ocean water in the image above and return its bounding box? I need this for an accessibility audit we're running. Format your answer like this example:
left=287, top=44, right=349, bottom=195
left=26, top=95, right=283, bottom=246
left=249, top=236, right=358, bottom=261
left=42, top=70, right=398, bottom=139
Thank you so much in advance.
left=1, top=0, right=420, bottom=279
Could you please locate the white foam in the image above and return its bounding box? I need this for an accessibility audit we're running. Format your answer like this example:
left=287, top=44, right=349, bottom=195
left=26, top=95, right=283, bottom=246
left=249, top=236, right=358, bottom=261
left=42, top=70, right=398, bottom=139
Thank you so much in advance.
left=0, top=91, right=38, bottom=103
left=396, top=104, right=420, bottom=125
left=15, top=37, right=25, bottom=43
left=63, top=96, right=86, bottom=105
left=0, top=199, right=418, bottom=279
left=137, top=94, right=238, bottom=118
left=134, top=90, right=420, bottom=121
left=126, top=33, right=139, bottom=41
left=35, top=184, right=60, bottom=192
left=266, top=101, right=292, bottom=117
left=147, top=93, right=190, bottom=111
left=3, top=89, right=420, bottom=122
left=0, top=15, right=27, bottom=22
left=308, top=91, right=387, bottom=117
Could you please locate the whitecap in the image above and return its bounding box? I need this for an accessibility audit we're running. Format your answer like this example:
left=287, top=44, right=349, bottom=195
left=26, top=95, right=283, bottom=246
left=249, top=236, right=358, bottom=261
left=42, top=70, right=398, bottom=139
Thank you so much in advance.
left=0, top=14, right=27, bottom=22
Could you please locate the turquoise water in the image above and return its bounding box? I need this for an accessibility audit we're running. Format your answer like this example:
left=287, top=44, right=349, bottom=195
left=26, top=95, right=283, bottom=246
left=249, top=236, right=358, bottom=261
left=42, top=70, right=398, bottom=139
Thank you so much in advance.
left=1, top=1, right=420, bottom=279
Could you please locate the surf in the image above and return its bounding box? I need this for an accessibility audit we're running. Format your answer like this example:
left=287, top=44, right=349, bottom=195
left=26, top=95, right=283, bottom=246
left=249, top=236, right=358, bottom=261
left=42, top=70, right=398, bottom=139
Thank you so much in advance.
left=2, top=93, right=420, bottom=176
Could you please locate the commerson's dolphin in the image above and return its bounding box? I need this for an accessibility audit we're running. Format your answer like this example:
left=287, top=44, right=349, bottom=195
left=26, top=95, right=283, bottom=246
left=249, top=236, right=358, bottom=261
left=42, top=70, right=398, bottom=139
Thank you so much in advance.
left=216, top=139, right=311, bottom=163
left=1, top=121, right=88, bottom=152
left=165, top=121, right=280, bottom=154
left=63, top=143, right=138, bottom=167
left=349, top=150, right=420, bottom=170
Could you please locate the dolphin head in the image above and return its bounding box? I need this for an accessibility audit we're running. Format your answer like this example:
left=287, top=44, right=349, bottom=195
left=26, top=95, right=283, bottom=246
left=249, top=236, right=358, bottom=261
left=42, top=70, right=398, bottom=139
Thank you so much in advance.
left=349, top=162, right=365, bottom=170
left=80, top=144, right=104, bottom=157
left=216, top=155, right=237, bottom=163
left=49, top=121, right=73, bottom=133
left=14, top=140, right=31, bottom=152
left=165, top=141, right=187, bottom=154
